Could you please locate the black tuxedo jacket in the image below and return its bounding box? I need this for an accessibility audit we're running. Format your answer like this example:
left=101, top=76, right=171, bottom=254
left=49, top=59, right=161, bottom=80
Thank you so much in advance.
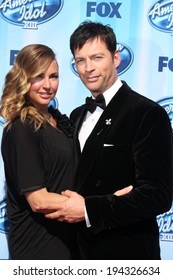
left=70, top=81, right=173, bottom=259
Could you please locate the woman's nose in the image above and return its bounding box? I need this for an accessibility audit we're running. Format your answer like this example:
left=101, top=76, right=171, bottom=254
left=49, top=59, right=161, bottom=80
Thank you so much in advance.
left=43, top=77, right=51, bottom=89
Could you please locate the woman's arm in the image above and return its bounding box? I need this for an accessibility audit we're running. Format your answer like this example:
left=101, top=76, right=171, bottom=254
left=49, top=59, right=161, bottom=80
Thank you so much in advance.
left=25, top=187, right=68, bottom=214
left=44, top=185, right=133, bottom=221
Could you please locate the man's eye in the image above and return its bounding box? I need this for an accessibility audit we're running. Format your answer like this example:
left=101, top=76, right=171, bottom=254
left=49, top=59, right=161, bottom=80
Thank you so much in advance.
left=94, top=56, right=103, bottom=60
left=76, top=59, right=84, bottom=65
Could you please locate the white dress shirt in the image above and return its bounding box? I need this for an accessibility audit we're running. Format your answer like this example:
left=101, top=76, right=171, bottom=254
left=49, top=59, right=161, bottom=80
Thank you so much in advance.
left=79, top=78, right=123, bottom=151
left=79, top=78, right=123, bottom=227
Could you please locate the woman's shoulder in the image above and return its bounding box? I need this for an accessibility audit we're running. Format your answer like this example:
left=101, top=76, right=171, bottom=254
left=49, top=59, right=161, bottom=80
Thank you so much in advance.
left=48, top=106, right=75, bottom=137
left=5, top=118, right=36, bottom=136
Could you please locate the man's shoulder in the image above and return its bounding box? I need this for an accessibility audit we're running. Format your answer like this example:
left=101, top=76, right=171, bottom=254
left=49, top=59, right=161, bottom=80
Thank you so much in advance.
left=70, top=104, right=85, bottom=120
left=122, top=81, right=162, bottom=109
left=120, top=81, right=168, bottom=121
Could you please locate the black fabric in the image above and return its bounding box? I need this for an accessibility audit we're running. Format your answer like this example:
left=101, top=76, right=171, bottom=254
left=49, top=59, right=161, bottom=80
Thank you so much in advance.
left=48, top=106, right=75, bottom=137
left=1, top=117, right=77, bottom=259
left=85, top=94, right=106, bottom=113
left=71, top=81, right=173, bottom=260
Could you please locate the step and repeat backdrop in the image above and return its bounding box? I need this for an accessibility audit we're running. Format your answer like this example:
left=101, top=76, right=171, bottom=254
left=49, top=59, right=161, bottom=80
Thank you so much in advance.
left=0, top=0, right=173, bottom=259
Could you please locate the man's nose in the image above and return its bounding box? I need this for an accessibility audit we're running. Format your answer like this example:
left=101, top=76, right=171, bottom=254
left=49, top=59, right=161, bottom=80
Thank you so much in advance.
left=85, top=60, right=94, bottom=72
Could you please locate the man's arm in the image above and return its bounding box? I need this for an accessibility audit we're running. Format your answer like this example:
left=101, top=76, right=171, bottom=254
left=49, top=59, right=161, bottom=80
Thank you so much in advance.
left=44, top=185, right=133, bottom=222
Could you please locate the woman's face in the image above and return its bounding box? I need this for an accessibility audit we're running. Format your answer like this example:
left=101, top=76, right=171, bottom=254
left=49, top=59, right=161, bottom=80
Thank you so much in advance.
left=27, top=59, right=59, bottom=113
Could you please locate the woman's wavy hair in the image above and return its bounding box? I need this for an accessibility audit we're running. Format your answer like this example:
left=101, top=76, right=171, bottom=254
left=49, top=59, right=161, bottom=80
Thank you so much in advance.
left=0, top=44, right=57, bottom=130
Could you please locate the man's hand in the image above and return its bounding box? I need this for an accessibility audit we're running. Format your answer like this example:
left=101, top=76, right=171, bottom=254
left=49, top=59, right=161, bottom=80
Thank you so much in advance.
left=44, top=185, right=133, bottom=222
left=114, top=185, right=133, bottom=196
left=45, top=190, right=85, bottom=223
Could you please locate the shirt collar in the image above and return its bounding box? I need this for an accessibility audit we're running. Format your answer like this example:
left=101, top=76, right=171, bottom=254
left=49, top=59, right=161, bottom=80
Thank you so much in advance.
left=103, top=78, right=123, bottom=106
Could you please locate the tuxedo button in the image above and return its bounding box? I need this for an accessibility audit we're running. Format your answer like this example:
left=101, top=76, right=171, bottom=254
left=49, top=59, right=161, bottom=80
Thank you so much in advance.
left=96, top=180, right=102, bottom=187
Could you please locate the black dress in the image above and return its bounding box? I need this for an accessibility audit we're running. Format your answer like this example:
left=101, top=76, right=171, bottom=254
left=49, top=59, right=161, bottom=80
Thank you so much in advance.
left=1, top=108, right=77, bottom=259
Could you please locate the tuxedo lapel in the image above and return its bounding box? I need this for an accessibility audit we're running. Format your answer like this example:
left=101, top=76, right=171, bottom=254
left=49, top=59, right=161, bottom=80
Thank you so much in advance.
left=73, top=106, right=88, bottom=171
left=83, top=82, right=130, bottom=151
left=75, top=82, right=131, bottom=191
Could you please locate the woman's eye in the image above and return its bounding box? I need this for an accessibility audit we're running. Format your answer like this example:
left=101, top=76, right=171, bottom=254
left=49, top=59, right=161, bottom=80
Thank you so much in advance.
left=35, top=74, right=44, bottom=80
left=50, top=74, right=59, bottom=79
left=30, top=74, right=43, bottom=83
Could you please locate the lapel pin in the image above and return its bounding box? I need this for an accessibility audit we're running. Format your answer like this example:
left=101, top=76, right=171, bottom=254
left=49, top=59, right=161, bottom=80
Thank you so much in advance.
left=105, top=119, right=111, bottom=125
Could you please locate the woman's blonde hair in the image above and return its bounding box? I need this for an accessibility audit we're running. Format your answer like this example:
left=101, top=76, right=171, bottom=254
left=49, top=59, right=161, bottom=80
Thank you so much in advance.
left=0, top=44, right=57, bottom=130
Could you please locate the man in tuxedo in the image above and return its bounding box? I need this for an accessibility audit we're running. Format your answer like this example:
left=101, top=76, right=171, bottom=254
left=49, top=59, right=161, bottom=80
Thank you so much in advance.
left=46, top=21, right=173, bottom=259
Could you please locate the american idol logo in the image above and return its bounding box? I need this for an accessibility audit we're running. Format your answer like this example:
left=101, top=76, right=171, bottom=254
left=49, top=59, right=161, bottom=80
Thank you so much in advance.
left=157, top=97, right=173, bottom=130
left=48, top=96, right=58, bottom=109
left=0, top=199, right=9, bottom=234
left=0, top=116, right=6, bottom=127
left=148, top=0, right=173, bottom=34
left=0, top=0, right=64, bottom=29
left=157, top=204, right=173, bottom=241
left=70, top=43, right=133, bottom=76
left=117, top=43, right=133, bottom=75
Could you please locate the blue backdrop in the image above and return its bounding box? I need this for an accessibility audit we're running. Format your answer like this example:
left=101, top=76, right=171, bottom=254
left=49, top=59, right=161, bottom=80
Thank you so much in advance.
left=0, top=0, right=173, bottom=259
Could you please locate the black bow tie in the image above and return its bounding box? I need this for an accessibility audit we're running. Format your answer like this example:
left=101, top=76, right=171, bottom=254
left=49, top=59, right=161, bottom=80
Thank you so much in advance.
left=85, top=94, right=106, bottom=113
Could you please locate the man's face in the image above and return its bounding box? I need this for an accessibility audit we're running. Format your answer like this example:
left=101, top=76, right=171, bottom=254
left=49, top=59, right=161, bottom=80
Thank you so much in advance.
left=74, top=37, right=120, bottom=97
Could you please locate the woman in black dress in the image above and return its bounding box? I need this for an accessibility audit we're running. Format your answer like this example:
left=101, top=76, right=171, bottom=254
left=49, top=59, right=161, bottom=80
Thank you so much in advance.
left=0, top=44, right=77, bottom=259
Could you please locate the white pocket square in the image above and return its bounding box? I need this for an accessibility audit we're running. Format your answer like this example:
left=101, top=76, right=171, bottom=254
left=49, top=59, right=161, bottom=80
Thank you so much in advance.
left=103, top=143, right=114, bottom=147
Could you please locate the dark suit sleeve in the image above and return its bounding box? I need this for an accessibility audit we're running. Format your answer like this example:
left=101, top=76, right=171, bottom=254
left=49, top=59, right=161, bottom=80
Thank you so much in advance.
left=85, top=106, right=173, bottom=233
